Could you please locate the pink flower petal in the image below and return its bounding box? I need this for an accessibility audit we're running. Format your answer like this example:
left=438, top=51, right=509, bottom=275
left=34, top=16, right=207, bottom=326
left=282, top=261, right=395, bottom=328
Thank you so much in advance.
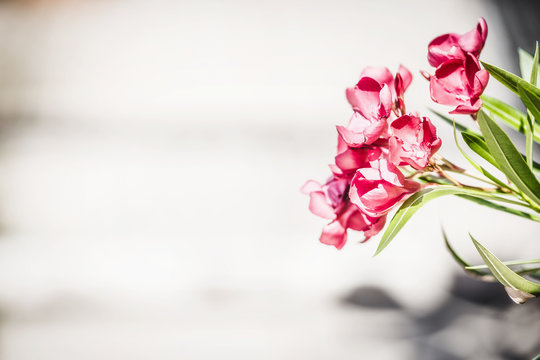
left=397, top=65, right=413, bottom=91
left=308, top=191, right=336, bottom=219
left=360, top=66, right=394, bottom=88
left=428, top=33, right=463, bottom=67
left=458, top=17, right=488, bottom=56
left=346, top=77, right=389, bottom=120
left=319, top=220, right=348, bottom=249
left=300, top=180, right=322, bottom=194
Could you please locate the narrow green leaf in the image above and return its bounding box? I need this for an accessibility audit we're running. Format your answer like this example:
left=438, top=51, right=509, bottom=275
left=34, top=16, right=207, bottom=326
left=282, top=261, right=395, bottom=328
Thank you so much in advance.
left=524, top=112, right=534, bottom=170
left=444, top=231, right=540, bottom=283
left=518, top=49, right=539, bottom=169
left=532, top=353, right=540, bottom=360
left=454, top=125, right=513, bottom=191
left=429, top=108, right=471, bottom=132
left=417, top=175, right=452, bottom=186
left=481, top=95, right=527, bottom=131
left=477, top=110, right=540, bottom=206
left=443, top=229, right=490, bottom=278
left=481, top=61, right=523, bottom=94
left=481, top=95, right=540, bottom=143
left=531, top=42, right=539, bottom=86
left=517, top=80, right=540, bottom=126
left=466, top=258, right=540, bottom=270
left=456, top=195, right=540, bottom=222
left=471, top=234, right=540, bottom=303
left=461, top=131, right=500, bottom=169
left=374, top=185, right=526, bottom=256
left=518, top=46, right=540, bottom=85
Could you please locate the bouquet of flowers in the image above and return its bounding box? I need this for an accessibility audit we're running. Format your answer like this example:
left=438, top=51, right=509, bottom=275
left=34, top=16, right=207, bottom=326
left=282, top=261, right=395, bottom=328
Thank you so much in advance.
left=302, top=18, right=540, bottom=305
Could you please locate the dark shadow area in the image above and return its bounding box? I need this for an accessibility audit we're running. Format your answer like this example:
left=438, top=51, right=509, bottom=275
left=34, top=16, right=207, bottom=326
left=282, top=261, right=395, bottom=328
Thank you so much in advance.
left=341, top=285, right=403, bottom=310
left=341, top=275, right=540, bottom=359
left=493, top=0, right=540, bottom=57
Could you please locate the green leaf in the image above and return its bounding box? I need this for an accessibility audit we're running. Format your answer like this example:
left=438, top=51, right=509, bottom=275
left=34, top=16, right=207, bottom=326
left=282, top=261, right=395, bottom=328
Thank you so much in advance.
left=481, top=61, right=523, bottom=95
left=477, top=110, right=540, bottom=206
left=517, top=80, right=540, bottom=125
left=481, top=95, right=527, bottom=131
left=374, top=185, right=527, bottom=256
left=454, top=125, right=513, bottom=192
left=522, top=45, right=540, bottom=167
left=532, top=353, right=540, bottom=360
left=481, top=95, right=540, bottom=143
left=456, top=195, right=540, bottom=222
left=531, top=42, right=539, bottom=86
left=443, top=229, right=491, bottom=278
left=461, top=131, right=500, bottom=169
left=466, top=258, right=540, bottom=270
left=518, top=45, right=540, bottom=85
left=444, top=231, right=540, bottom=284
left=471, top=234, right=540, bottom=303
left=417, top=175, right=453, bottom=186
left=524, top=112, right=534, bottom=170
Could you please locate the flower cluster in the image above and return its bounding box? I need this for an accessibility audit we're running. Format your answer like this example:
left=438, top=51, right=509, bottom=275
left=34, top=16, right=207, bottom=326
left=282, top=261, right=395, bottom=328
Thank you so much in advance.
left=302, top=66, right=441, bottom=249
left=427, top=18, right=489, bottom=114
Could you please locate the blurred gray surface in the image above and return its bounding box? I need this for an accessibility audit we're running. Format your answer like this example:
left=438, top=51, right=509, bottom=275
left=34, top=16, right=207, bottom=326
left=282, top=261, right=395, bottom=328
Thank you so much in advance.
left=0, top=0, right=536, bottom=359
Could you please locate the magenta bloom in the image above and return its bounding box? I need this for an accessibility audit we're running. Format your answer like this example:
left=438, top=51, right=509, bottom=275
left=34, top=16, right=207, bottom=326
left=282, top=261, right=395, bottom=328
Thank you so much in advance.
left=336, top=112, right=388, bottom=148
left=360, top=65, right=413, bottom=105
left=430, top=53, right=489, bottom=114
left=428, top=18, right=488, bottom=67
left=339, top=77, right=392, bottom=146
left=331, top=144, right=383, bottom=178
left=389, top=115, right=442, bottom=169
left=349, top=159, right=421, bottom=217
left=346, top=76, right=392, bottom=120
left=301, top=177, right=386, bottom=249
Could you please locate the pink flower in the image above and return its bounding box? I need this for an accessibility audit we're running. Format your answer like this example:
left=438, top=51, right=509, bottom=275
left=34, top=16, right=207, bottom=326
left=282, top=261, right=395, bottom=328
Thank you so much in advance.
left=339, top=77, right=392, bottom=147
left=389, top=115, right=442, bottom=169
left=426, top=18, right=489, bottom=114
left=330, top=143, right=383, bottom=178
left=428, top=18, right=488, bottom=67
left=301, top=177, right=386, bottom=249
left=346, top=76, right=393, bottom=120
left=349, top=159, right=421, bottom=217
left=301, top=177, right=348, bottom=220
left=336, top=112, right=388, bottom=148
left=361, top=65, right=413, bottom=105
left=318, top=205, right=386, bottom=249
left=429, top=53, right=489, bottom=114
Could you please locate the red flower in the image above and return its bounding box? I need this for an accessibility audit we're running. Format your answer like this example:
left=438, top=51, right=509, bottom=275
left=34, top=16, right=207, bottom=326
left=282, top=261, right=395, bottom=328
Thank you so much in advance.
left=349, top=159, right=421, bottom=217
left=389, top=115, right=442, bottom=169
left=301, top=177, right=386, bottom=249
left=427, top=18, right=489, bottom=115
left=428, top=17, right=487, bottom=67
left=430, top=53, right=489, bottom=114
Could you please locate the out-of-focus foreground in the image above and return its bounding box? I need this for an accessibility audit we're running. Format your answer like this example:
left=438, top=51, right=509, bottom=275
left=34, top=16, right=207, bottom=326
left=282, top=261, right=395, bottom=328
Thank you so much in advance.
left=0, top=0, right=537, bottom=359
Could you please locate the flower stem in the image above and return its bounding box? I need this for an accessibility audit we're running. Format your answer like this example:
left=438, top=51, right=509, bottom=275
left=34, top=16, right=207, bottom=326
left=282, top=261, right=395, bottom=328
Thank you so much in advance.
left=432, top=163, right=462, bottom=187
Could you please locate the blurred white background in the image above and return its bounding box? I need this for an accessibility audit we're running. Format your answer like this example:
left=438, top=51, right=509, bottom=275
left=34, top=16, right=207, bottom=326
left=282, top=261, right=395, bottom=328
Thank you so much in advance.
left=0, top=0, right=536, bottom=359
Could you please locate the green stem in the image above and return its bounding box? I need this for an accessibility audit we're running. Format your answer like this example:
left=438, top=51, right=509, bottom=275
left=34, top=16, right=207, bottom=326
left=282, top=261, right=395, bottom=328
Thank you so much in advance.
left=466, top=259, right=540, bottom=270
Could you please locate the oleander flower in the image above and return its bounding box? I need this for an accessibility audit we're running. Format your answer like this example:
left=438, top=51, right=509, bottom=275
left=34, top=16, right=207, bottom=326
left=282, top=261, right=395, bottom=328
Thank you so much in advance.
left=389, top=115, right=442, bottom=169
left=360, top=65, right=413, bottom=105
left=349, top=159, right=421, bottom=217
left=346, top=76, right=393, bottom=120
left=318, top=204, right=387, bottom=249
left=428, top=17, right=488, bottom=67
left=337, top=111, right=388, bottom=148
left=339, top=76, right=392, bottom=146
left=331, top=141, right=383, bottom=178
left=429, top=52, right=489, bottom=114
left=427, top=18, right=489, bottom=114
left=301, top=177, right=386, bottom=249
